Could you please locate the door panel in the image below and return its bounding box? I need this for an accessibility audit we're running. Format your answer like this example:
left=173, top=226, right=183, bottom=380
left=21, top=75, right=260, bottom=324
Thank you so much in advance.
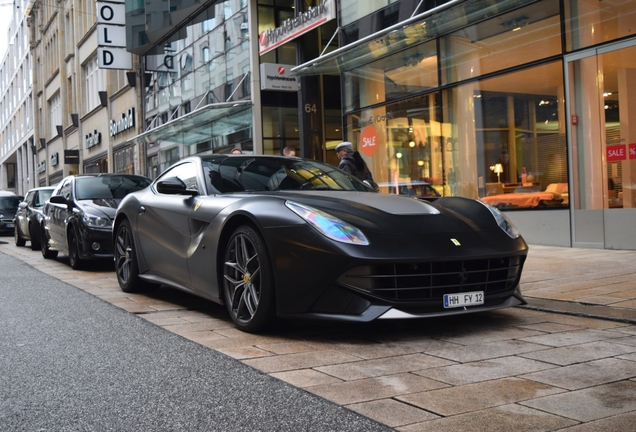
left=566, top=41, right=636, bottom=250
left=136, top=193, right=194, bottom=286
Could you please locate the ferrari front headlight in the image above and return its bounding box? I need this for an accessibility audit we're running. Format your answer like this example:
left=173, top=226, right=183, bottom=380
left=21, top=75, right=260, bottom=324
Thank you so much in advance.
left=481, top=202, right=520, bottom=239
left=285, top=201, right=369, bottom=245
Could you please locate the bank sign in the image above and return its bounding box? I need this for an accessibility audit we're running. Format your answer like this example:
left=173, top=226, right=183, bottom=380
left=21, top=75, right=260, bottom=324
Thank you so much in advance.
left=260, top=64, right=299, bottom=91
left=259, top=0, right=336, bottom=56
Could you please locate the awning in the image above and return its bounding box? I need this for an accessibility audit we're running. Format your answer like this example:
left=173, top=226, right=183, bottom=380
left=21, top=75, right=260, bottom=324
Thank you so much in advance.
left=291, top=0, right=538, bottom=77
left=125, top=101, right=252, bottom=147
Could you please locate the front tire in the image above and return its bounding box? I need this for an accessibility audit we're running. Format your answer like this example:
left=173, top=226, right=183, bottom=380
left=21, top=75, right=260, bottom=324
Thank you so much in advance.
left=114, top=219, right=147, bottom=293
left=223, top=225, right=275, bottom=333
left=15, top=226, right=25, bottom=247
left=41, top=225, right=58, bottom=259
left=68, top=228, right=84, bottom=270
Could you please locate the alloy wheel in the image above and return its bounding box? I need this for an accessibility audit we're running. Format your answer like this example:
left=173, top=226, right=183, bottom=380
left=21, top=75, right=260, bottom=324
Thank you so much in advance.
left=115, top=223, right=134, bottom=286
left=224, top=232, right=263, bottom=326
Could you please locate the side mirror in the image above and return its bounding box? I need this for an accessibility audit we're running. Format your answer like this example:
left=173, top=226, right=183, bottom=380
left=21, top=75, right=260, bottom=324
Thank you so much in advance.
left=18, top=202, right=28, bottom=209
left=49, top=195, right=69, bottom=206
left=156, top=177, right=198, bottom=196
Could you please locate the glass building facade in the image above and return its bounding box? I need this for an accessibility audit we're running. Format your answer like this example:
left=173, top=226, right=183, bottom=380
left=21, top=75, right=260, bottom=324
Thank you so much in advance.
left=123, top=0, right=636, bottom=249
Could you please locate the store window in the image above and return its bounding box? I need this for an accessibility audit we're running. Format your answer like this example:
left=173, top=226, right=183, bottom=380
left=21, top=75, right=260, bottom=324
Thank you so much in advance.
left=450, top=61, right=568, bottom=207
left=344, top=40, right=438, bottom=112
left=343, top=61, right=567, bottom=208
left=565, top=0, right=636, bottom=52
left=440, top=0, right=561, bottom=86
left=345, top=93, right=443, bottom=195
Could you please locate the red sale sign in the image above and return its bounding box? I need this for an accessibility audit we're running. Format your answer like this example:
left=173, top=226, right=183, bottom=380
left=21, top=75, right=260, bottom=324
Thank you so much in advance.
left=607, top=145, right=626, bottom=162
left=359, top=126, right=379, bottom=157
left=630, top=143, right=636, bottom=160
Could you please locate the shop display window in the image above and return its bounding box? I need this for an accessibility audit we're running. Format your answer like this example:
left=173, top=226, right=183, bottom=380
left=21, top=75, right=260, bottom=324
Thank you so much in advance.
left=440, top=0, right=561, bottom=86
left=344, top=40, right=437, bottom=112
left=564, top=0, right=636, bottom=52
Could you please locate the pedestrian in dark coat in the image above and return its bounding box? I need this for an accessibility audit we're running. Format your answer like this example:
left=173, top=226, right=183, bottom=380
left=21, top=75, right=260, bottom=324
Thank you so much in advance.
left=335, top=142, right=377, bottom=189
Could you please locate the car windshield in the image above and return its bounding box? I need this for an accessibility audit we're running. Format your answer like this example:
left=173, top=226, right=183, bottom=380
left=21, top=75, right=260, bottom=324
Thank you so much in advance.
left=75, top=176, right=152, bottom=200
left=202, top=156, right=374, bottom=193
left=0, top=196, right=22, bottom=210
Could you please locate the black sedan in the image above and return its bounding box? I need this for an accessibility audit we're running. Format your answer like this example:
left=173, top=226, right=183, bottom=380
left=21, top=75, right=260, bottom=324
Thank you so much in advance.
left=114, top=155, right=528, bottom=333
left=0, top=193, right=24, bottom=236
left=41, top=174, right=152, bottom=269
left=14, top=186, right=55, bottom=250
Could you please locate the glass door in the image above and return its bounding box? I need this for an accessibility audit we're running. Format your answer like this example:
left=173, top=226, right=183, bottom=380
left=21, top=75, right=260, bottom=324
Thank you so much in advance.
left=565, top=40, right=636, bottom=249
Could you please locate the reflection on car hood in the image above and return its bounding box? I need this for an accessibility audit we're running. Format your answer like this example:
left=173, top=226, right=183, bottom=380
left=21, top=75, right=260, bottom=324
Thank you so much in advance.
left=79, top=199, right=121, bottom=218
left=293, top=191, right=440, bottom=215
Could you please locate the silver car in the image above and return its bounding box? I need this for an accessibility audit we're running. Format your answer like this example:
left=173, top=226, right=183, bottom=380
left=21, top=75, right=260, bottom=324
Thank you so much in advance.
left=14, top=187, right=54, bottom=249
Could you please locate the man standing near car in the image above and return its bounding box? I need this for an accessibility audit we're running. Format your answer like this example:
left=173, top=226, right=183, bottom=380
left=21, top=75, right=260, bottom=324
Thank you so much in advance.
left=335, top=142, right=377, bottom=189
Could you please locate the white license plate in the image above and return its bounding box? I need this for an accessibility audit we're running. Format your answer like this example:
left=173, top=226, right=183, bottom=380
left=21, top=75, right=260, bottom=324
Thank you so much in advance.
left=5, top=223, right=14, bottom=229
left=443, top=291, right=484, bottom=308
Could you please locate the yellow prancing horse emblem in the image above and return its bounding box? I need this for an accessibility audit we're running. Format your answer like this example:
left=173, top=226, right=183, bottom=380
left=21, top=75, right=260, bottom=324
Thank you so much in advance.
left=194, top=200, right=202, bottom=212
left=451, top=238, right=461, bottom=246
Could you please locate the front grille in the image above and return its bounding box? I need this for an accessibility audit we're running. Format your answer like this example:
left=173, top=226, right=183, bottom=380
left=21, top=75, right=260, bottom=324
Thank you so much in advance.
left=338, top=256, right=524, bottom=302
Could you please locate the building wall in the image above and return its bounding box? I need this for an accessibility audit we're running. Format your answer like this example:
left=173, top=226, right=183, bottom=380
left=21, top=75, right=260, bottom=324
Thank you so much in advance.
left=26, top=0, right=142, bottom=187
left=0, top=0, right=35, bottom=195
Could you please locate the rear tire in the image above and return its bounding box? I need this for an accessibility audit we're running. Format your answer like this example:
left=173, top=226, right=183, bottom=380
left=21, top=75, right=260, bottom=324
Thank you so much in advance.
left=41, top=225, right=58, bottom=259
left=223, top=225, right=275, bottom=333
left=14, top=226, right=25, bottom=247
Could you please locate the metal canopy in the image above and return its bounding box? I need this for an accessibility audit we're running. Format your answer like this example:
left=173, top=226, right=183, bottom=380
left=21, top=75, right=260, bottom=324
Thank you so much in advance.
left=291, top=0, right=538, bottom=77
left=126, top=101, right=252, bottom=147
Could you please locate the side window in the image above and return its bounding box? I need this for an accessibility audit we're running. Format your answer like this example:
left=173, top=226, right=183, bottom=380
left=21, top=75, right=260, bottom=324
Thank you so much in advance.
left=25, top=191, right=35, bottom=206
left=57, top=179, right=72, bottom=200
left=157, top=162, right=199, bottom=192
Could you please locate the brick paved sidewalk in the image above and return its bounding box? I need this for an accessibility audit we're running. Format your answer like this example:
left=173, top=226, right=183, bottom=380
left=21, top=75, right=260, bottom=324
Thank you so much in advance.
left=3, top=239, right=636, bottom=431
left=521, top=245, right=636, bottom=323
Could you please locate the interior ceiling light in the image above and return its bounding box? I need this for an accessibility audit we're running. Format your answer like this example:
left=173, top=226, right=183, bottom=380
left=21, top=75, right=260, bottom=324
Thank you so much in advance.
left=502, top=16, right=529, bottom=31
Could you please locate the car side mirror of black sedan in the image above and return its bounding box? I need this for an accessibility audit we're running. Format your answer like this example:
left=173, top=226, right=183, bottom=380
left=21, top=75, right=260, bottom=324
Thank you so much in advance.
left=49, top=195, right=70, bottom=206
left=156, top=177, right=198, bottom=196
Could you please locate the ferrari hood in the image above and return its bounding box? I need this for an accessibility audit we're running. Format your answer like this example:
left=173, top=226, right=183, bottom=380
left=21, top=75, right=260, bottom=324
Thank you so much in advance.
left=283, top=191, right=440, bottom=215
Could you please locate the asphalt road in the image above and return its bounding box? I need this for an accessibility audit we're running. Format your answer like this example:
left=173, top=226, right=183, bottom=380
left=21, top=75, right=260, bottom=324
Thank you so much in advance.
left=0, top=251, right=391, bottom=431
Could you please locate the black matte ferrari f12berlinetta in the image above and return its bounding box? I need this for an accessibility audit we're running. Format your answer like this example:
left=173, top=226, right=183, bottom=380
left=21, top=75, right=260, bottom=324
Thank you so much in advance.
left=113, top=155, right=528, bottom=332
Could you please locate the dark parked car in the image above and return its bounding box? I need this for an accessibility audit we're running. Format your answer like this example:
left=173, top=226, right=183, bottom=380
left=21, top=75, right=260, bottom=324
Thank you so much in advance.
left=0, top=193, right=24, bottom=236
left=41, top=174, right=152, bottom=269
left=113, top=155, right=528, bottom=333
left=14, top=186, right=55, bottom=249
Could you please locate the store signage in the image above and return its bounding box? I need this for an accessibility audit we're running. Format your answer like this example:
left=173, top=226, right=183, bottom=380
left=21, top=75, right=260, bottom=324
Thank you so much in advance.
left=86, top=130, right=102, bottom=149
left=607, top=144, right=626, bottom=162
left=259, top=0, right=336, bottom=55
left=110, top=108, right=135, bottom=136
left=37, top=161, right=46, bottom=174
left=259, top=64, right=299, bottom=91
left=64, top=150, right=80, bottom=164
left=96, top=0, right=132, bottom=70
left=359, top=126, right=379, bottom=157
left=630, top=143, right=636, bottom=159
left=50, top=152, right=59, bottom=166
left=358, top=112, right=393, bottom=128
